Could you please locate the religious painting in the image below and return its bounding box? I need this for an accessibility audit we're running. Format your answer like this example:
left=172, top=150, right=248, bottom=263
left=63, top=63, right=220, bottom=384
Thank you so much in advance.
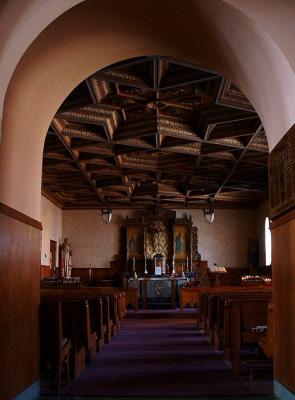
left=127, top=226, right=144, bottom=258
left=173, top=225, right=188, bottom=259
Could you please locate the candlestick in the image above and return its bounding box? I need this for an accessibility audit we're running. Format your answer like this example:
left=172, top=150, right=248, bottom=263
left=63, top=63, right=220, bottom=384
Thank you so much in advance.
left=172, top=255, right=175, bottom=275
left=132, top=257, right=135, bottom=272
left=181, top=262, right=184, bottom=277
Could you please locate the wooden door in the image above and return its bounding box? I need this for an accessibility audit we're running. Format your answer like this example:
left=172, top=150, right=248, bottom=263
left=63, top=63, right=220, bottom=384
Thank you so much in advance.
left=50, top=240, right=57, bottom=270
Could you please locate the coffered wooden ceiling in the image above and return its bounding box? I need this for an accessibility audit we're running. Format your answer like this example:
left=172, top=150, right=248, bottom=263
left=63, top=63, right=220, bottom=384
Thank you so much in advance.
left=42, top=56, right=268, bottom=209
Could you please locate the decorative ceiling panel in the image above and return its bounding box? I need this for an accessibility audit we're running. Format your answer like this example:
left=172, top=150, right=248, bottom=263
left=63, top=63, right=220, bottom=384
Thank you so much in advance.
left=42, top=56, right=269, bottom=209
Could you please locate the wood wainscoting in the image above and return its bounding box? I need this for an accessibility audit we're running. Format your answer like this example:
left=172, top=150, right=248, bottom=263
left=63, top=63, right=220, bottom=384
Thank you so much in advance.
left=0, top=203, right=41, bottom=400
left=271, top=209, right=295, bottom=395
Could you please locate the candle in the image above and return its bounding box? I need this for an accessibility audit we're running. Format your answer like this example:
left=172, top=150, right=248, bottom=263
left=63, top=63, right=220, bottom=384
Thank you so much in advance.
left=186, top=256, right=189, bottom=272
left=144, top=254, right=148, bottom=274
left=172, top=255, right=175, bottom=275
left=132, top=257, right=135, bottom=272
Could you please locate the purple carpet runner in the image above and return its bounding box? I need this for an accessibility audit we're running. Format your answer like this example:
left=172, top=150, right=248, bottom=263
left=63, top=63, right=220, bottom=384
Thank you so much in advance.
left=65, top=310, right=273, bottom=397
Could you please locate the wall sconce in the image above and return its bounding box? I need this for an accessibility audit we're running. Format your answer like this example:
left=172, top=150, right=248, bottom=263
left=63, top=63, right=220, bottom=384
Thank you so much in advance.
left=203, top=196, right=215, bottom=224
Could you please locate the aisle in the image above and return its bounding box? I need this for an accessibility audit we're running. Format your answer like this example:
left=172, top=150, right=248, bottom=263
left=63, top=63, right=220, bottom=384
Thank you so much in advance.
left=65, top=310, right=272, bottom=397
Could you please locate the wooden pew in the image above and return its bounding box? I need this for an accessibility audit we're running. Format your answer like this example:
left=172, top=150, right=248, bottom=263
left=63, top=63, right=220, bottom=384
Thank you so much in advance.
left=198, top=286, right=271, bottom=332
left=89, top=287, right=122, bottom=335
left=87, top=297, right=104, bottom=351
left=62, top=299, right=97, bottom=375
left=124, top=287, right=139, bottom=311
left=40, top=300, right=71, bottom=394
left=41, top=291, right=98, bottom=377
left=259, top=302, right=274, bottom=359
left=223, top=296, right=270, bottom=374
left=41, top=288, right=114, bottom=344
left=211, top=289, right=272, bottom=350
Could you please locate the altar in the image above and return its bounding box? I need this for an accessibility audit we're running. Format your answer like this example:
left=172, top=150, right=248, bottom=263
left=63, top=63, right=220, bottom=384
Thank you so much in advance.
left=128, top=276, right=188, bottom=308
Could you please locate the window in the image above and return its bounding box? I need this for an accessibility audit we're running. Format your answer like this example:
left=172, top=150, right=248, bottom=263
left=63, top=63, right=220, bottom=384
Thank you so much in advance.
left=265, top=217, right=272, bottom=266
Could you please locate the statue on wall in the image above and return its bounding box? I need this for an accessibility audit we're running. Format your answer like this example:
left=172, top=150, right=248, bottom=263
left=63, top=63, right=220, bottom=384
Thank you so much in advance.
left=60, top=238, right=72, bottom=278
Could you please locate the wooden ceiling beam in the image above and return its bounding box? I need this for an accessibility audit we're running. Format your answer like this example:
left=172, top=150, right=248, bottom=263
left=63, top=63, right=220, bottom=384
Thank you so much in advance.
left=51, top=123, right=104, bottom=204
left=212, top=124, right=264, bottom=200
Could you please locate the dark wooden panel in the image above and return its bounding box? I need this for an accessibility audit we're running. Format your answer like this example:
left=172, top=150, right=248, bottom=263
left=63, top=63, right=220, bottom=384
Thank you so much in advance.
left=71, top=267, right=119, bottom=282
left=272, top=209, right=295, bottom=393
left=0, top=212, right=41, bottom=399
left=41, top=264, right=54, bottom=278
left=0, top=201, right=43, bottom=230
left=269, top=124, right=295, bottom=219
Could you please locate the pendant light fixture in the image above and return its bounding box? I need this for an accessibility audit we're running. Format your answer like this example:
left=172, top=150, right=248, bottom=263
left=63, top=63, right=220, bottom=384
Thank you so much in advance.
left=101, top=192, right=112, bottom=224
left=203, top=196, right=215, bottom=224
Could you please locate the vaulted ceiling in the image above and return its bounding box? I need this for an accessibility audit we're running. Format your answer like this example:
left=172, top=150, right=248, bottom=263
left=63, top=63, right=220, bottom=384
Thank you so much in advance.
left=42, top=56, right=268, bottom=209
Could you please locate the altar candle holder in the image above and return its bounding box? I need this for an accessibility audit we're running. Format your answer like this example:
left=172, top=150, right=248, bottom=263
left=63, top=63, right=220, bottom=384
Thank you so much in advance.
left=132, top=257, right=135, bottom=271
left=132, top=257, right=137, bottom=278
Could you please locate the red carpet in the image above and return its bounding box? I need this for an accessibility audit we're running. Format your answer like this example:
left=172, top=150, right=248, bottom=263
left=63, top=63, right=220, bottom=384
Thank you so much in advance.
left=65, top=310, right=273, bottom=397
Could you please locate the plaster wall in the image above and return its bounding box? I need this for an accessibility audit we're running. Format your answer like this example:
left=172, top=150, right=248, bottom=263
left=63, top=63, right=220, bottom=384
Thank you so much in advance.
left=62, top=209, right=133, bottom=269
left=0, top=0, right=82, bottom=138
left=40, top=195, right=62, bottom=267
left=63, top=208, right=258, bottom=270
left=177, top=209, right=257, bottom=269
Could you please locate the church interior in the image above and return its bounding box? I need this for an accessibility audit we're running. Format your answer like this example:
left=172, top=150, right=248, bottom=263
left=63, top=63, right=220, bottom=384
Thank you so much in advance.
left=1, top=1, right=295, bottom=400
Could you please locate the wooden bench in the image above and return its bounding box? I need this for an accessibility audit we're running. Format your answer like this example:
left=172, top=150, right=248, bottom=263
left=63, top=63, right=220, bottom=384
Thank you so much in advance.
left=223, top=296, right=270, bottom=374
left=123, top=287, right=139, bottom=311
left=199, top=286, right=271, bottom=333
left=210, top=290, right=272, bottom=350
left=259, top=302, right=274, bottom=359
left=41, top=291, right=100, bottom=377
left=40, top=300, right=71, bottom=394
left=41, top=287, right=117, bottom=343
left=59, top=299, right=97, bottom=376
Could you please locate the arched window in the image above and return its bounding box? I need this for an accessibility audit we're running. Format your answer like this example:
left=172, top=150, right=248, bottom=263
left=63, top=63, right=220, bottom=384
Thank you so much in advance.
left=265, top=217, right=272, bottom=266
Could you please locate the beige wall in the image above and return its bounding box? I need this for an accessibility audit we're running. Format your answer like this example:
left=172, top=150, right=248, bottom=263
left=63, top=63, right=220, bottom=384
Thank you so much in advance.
left=176, top=209, right=256, bottom=269
left=62, top=208, right=261, bottom=269
left=40, top=195, right=62, bottom=267
left=62, top=209, right=133, bottom=269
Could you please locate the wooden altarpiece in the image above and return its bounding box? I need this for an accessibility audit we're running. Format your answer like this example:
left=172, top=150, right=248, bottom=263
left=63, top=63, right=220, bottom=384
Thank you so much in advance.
left=120, top=209, right=200, bottom=275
